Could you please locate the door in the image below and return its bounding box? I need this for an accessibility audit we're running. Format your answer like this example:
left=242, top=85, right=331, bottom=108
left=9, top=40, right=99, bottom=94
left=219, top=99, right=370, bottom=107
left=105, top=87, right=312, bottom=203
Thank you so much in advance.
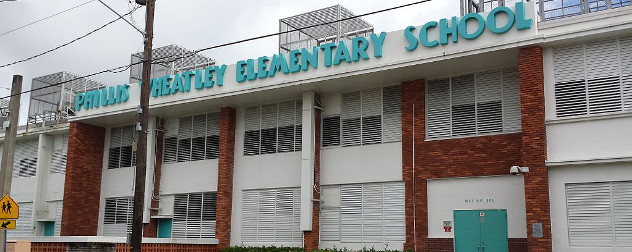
left=454, top=209, right=508, bottom=252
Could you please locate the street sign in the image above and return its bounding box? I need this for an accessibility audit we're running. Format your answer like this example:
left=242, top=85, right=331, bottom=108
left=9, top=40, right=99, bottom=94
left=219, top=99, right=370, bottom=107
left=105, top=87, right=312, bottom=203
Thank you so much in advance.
left=0, top=195, right=18, bottom=219
left=0, top=220, right=15, bottom=230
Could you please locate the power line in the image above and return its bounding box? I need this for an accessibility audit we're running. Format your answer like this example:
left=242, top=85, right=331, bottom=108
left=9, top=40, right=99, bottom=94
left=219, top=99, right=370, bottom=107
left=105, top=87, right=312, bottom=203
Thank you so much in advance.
left=0, top=0, right=432, bottom=100
left=0, top=0, right=96, bottom=38
left=0, top=6, right=140, bottom=69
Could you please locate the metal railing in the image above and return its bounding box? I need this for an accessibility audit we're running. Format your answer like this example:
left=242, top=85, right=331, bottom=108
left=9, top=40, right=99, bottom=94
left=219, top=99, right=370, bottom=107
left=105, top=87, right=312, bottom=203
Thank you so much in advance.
left=461, top=0, right=631, bottom=21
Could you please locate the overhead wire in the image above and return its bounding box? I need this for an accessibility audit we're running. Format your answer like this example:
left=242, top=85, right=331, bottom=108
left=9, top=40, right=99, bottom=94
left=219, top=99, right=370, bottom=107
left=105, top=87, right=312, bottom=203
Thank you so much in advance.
left=0, top=0, right=432, bottom=100
left=0, top=6, right=140, bottom=69
left=0, top=0, right=96, bottom=38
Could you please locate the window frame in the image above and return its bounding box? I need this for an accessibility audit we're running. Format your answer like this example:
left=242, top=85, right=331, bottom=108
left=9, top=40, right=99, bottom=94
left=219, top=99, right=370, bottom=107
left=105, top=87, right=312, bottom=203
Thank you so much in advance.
left=163, top=112, right=221, bottom=164
left=243, top=99, right=302, bottom=156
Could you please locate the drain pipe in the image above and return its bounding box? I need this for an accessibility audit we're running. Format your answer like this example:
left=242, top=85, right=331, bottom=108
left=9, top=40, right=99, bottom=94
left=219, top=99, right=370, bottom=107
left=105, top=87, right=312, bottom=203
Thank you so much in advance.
left=412, top=103, right=417, bottom=251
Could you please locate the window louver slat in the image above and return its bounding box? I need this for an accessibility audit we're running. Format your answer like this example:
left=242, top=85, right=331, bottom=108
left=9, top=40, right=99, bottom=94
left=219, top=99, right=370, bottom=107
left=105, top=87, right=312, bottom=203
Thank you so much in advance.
left=566, top=183, right=614, bottom=247
left=109, top=126, right=136, bottom=169
left=586, top=40, right=622, bottom=114
left=163, top=137, right=178, bottom=163
left=190, top=115, right=207, bottom=161
left=177, top=117, right=193, bottom=162
left=260, top=104, right=278, bottom=154
left=54, top=201, right=63, bottom=236
left=244, top=100, right=302, bottom=156
left=340, top=185, right=363, bottom=242
left=383, top=183, right=406, bottom=242
left=382, top=85, right=401, bottom=143
left=342, top=92, right=361, bottom=146
left=13, top=140, right=39, bottom=178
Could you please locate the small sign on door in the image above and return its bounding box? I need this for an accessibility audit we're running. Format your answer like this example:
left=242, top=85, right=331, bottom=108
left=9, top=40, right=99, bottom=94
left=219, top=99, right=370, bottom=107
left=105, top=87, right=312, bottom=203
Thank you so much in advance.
left=443, top=221, right=452, bottom=232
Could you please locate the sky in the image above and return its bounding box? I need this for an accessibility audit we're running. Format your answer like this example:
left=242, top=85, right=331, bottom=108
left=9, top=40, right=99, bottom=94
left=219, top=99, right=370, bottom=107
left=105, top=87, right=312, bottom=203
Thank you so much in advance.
left=0, top=0, right=458, bottom=124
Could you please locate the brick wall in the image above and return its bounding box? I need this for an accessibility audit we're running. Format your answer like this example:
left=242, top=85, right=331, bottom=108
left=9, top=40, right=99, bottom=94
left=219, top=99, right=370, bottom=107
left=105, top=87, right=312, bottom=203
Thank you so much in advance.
left=143, top=118, right=165, bottom=238
left=61, top=122, right=105, bottom=236
left=519, top=46, right=552, bottom=252
left=216, top=107, right=236, bottom=249
left=401, top=80, right=423, bottom=251
left=424, top=238, right=527, bottom=252
left=402, top=65, right=537, bottom=250
left=303, top=94, right=321, bottom=251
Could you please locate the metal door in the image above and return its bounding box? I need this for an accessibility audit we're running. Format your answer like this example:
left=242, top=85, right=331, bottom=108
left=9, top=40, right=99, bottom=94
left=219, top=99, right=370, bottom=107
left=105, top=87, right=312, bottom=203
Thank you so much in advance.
left=454, top=209, right=508, bottom=252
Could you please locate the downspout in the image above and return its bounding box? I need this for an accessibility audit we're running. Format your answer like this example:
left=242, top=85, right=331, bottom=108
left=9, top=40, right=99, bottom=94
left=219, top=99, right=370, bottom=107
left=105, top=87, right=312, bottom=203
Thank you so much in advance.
left=412, top=103, right=417, bottom=251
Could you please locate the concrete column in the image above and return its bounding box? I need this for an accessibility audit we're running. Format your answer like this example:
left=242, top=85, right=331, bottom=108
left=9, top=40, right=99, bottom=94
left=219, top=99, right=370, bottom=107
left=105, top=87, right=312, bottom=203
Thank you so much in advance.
left=32, top=134, right=53, bottom=236
left=303, top=93, right=321, bottom=251
left=143, top=116, right=157, bottom=224
left=300, top=91, right=316, bottom=231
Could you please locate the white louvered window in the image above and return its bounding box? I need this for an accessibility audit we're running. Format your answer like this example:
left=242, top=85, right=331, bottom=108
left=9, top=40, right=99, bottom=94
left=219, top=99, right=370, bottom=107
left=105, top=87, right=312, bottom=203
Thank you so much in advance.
left=566, top=181, right=632, bottom=247
left=426, top=68, right=521, bottom=140
left=13, top=139, right=39, bottom=178
left=320, top=182, right=405, bottom=243
left=108, top=126, right=136, bottom=169
left=164, top=112, right=220, bottom=164
left=324, top=85, right=401, bottom=147
left=553, top=37, right=632, bottom=118
left=50, top=135, right=68, bottom=174
left=172, top=192, right=216, bottom=238
left=243, top=100, right=302, bottom=156
left=53, top=201, right=63, bottom=236
left=8, top=202, right=32, bottom=237
left=103, top=196, right=133, bottom=237
left=241, top=187, right=302, bottom=244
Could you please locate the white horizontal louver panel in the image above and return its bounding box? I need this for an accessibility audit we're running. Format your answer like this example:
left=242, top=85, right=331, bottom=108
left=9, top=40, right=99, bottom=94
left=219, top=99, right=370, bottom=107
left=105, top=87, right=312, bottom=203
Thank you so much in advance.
left=110, top=127, right=122, bottom=148
left=172, top=194, right=188, bottom=238
left=172, top=192, right=216, bottom=238
left=13, top=139, right=38, bottom=178
left=342, top=91, right=361, bottom=146
left=163, top=136, right=178, bottom=164
left=201, top=193, right=217, bottom=239
left=554, top=45, right=588, bottom=117
left=451, top=75, right=476, bottom=136
left=619, top=37, right=632, bottom=111
left=8, top=202, right=32, bottom=237
left=340, top=184, right=362, bottom=242
left=241, top=187, right=301, bottom=244
left=260, top=104, right=278, bottom=154
left=426, top=79, right=451, bottom=139
left=554, top=45, right=586, bottom=83
left=612, top=181, right=632, bottom=246
left=322, top=116, right=341, bottom=147
left=320, top=186, right=341, bottom=241
left=103, top=197, right=132, bottom=237
left=244, top=107, right=261, bottom=156
left=585, top=40, right=622, bottom=114
left=502, top=68, right=521, bottom=132
left=206, top=113, right=220, bottom=159
left=190, top=115, right=207, bottom=161
left=362, top=183, right=384, bottom=242
left=383, top=182, right=405, bottom=242
left=177, top=117, right=192, bottom=162
left=54, top=201, right=62, bottom=236
left=278, top=101, right=296, bottom=153
left=566, top=183, right=614, bottom=247
left=362, top=88, right=382, bottom=145
left=241, top=190, right=259, bottom=242
left=294, top=100, right=302, bottom=152
left=476, top=70, right=503, bottom=134
left=50, top=135, right=68, bottom=174
left=382, top=85, right=401, bottom=143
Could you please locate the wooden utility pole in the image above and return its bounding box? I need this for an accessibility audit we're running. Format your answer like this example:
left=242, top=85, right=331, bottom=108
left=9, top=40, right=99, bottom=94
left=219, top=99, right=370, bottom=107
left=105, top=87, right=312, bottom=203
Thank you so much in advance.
left=0, top=75, right=22, bottom=252
left=130, top=0, right=154, bottom=251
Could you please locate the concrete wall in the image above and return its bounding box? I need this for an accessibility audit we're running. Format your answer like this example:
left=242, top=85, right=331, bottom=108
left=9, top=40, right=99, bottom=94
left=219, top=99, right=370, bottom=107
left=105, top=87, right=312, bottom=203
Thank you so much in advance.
left=548, top=162, right=632, bottom=252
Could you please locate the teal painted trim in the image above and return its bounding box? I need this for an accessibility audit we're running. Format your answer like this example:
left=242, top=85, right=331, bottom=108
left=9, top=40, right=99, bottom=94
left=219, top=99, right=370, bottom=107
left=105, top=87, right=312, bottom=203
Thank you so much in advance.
left=158, top=219, right=172, bottom=238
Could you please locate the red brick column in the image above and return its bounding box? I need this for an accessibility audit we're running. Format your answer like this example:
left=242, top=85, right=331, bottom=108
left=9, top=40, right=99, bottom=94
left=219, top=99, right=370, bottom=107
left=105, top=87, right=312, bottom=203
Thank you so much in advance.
left=144, top=118, right=165, bottom=237
left=304, top=94, right=321, bottom=251
left=519, top=46, right=552, bottom=252
left=216, top=107, right=236, bottom=249
left=61, top=122, right=105, bottom=236
left=401, top=80, right=425, bottom=251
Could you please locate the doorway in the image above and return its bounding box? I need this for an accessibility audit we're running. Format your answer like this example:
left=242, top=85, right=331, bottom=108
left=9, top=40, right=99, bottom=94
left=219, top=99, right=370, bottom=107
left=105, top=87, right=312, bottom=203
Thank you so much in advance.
left=454, top=209, right=508, bottom=252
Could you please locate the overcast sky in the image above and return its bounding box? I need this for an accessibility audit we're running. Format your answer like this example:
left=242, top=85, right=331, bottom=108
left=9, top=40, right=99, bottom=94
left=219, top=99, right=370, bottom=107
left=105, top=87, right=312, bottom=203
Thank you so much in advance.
left=0, top=0, right=458, bottom=124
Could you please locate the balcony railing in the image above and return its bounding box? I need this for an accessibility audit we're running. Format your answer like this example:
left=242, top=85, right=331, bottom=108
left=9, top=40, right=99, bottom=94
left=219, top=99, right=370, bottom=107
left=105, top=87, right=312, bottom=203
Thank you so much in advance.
left=461, top=0, right=631, bottom=21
